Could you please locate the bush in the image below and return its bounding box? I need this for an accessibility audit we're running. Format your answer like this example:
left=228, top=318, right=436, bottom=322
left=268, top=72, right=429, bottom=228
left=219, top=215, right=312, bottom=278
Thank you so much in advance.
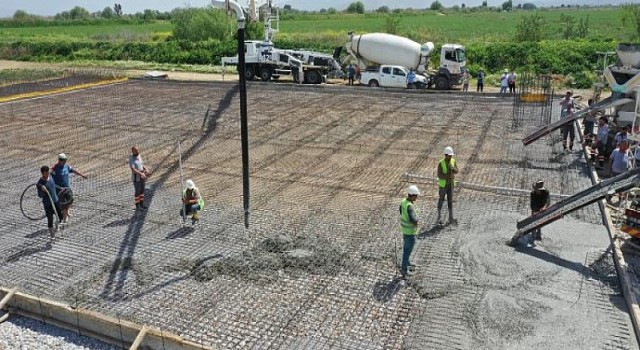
left=171, top=7, right=234, bottom=42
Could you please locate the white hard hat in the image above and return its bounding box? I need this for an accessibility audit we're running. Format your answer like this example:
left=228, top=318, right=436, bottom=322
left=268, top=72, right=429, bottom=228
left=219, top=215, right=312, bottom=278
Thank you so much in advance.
left=444, top=146, right=454, bottom=156
left=58, top=153, right=67, bottom=160
left=185, top=179, right=195, bottom=189
left=408, top=185, right=420, bottom=196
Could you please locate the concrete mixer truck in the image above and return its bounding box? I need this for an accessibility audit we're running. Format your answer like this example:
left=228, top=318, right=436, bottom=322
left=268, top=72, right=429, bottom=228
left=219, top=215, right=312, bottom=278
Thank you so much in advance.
left=344, top=32, right=466, bottom=90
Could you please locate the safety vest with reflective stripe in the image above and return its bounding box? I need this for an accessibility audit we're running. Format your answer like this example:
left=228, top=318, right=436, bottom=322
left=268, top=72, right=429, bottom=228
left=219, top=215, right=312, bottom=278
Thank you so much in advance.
left=438, top=158, right=456, bottom=188
left=400, top=198, right=418, bottom=235
left=183, top=188, right=205, bottom=209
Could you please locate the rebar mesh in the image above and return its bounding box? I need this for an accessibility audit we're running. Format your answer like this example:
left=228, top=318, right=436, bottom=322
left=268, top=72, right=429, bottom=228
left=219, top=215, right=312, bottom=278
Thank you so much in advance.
left=0, top=79, right=636, bottom=349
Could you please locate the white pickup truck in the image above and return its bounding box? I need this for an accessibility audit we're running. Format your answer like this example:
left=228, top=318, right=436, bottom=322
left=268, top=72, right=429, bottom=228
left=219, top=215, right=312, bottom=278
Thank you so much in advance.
left=359, top=65, right=428, bottom=89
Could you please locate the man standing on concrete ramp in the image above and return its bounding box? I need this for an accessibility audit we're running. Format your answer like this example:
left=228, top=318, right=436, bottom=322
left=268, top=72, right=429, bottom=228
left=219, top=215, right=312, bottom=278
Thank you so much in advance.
left=529, top=180, right=550, bottom=244
left=437, top=146, right=458, bottom=225
left=400, top=185, right=420, bottom=278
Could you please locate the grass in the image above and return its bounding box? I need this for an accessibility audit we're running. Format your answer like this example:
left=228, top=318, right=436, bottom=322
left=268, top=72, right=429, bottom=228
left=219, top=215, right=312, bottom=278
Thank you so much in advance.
left=278, top=7, right=625, bottom=43
left=0, top=68, right=66, bottom=86
left=0, top=7, right=627, bottom=45
left=0, top=22, right=172, bottom=42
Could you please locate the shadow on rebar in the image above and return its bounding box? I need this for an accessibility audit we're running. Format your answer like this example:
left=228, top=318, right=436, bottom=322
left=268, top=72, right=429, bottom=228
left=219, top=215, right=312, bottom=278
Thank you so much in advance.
left=6, top=242, right=52, bottom=263
left=102, top=218, right=132, bottom=228
left=372, top=277, right=404, bottom=302
left=99, top=84, right=239, bottom=300
left=25, top=229, right=49, bottom=238
left=165, top=226, right=195, bottom=239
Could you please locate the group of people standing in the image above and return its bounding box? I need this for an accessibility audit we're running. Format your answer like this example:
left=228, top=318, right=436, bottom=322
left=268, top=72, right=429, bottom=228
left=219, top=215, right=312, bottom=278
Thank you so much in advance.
left=398, top=146, right=458, bottom=278
left=36, top=146, right=206, bottom=241
left=37, top=153, right=87, bottom=240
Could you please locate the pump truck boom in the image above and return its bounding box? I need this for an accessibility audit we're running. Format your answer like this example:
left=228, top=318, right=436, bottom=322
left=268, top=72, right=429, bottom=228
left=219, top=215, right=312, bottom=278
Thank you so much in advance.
left=220, top=0, right=342, bottom=84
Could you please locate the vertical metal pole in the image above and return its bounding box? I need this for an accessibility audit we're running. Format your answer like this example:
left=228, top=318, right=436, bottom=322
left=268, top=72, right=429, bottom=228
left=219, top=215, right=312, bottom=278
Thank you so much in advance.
left=178, top=141, right=185, bottom=224
left=214, top=0, right=249, bottom=228
left=237, top=17, right=250, bottom=228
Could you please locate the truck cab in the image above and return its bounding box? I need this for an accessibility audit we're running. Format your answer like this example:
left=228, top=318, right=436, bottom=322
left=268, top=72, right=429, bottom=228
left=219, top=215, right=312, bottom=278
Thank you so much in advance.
left=434, top=44, right=466, bottom=89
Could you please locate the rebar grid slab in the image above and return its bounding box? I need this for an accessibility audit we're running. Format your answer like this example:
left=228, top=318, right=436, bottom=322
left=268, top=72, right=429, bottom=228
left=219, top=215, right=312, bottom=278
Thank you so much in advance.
left=0, top=81, right=638, bottom=349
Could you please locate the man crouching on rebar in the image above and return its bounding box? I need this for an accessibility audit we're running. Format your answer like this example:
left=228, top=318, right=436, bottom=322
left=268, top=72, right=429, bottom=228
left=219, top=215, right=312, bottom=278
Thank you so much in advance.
left=529, top=180, right=550, bottom=245
left=400, top=185, right=420, bottom=278
left=180, top=179, right=204, bottom=225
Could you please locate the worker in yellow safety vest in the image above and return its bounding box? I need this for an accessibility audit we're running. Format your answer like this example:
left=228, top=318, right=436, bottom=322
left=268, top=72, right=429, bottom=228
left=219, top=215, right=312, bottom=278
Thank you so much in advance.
left=399, top=185, right=420, bottom=278
left=437, top=146, right=458, bottom=225
left=180, top=179, right=204, bottom=224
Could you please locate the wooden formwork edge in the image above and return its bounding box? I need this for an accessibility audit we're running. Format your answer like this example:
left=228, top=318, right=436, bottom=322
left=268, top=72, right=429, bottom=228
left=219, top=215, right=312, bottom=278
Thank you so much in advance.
left=0, top=286, right=214, bottom=350
left=0, top=77, right=129, bottom=103
left=576, top=119, right=640, bottom=343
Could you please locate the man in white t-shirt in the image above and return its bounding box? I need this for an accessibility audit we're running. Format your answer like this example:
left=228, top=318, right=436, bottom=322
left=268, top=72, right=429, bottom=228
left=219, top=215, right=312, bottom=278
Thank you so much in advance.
left=500, top=69, right=509, bottom=95
left=609, top=140, right=631, bottom=177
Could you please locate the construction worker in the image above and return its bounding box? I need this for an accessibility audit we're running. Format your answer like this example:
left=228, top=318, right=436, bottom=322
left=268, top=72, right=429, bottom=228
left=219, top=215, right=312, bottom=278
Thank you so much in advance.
left=50, top=153, right=87, bottom=223
left=400, top=185, right=420, bottom=278
left=529, top=180, right=550, bottom=243
left=437, top=146, right=458, bottom=225
left=180, top=179, right=204, bottom=224
left=129, top=146, right=151, bottom=210
left=37, top=166, right=64, bottom=240
left=609, top=140, right=631, bottom=177
left=347, top=64, right=356, bottom=86
left=407, top=69, right=416, bottom=89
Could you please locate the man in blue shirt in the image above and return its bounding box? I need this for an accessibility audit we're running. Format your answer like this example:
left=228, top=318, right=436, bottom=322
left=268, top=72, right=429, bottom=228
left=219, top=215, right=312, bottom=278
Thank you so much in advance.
left=51, top=153, right=87, bottom=223
left=37, top=166, right=64, bottom=240
left=407, top=69, right=416, bottom=89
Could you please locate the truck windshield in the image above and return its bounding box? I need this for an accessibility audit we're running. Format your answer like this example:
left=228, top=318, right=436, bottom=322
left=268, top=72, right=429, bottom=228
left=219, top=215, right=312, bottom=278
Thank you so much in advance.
left=456, top=49, right=466, bottom=63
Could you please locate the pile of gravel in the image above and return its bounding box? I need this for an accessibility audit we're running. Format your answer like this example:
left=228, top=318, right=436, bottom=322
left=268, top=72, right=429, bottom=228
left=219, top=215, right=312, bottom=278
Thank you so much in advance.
left=0, top=315, right=117, bottom=350
left=185, top=234, right=348, bottom=282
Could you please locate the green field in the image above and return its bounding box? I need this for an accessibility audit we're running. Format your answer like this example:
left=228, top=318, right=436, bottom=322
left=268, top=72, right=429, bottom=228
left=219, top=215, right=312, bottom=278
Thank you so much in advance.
left=0, top=22, right=172, bottom=42
left=0, top=7, right=627, bottom=44
left=278, top=7, right=624, bottom=43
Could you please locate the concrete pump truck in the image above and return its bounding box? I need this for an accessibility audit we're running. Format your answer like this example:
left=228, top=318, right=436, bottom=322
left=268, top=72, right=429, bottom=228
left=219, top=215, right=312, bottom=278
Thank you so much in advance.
left=220, top=0, right=343, bottom=84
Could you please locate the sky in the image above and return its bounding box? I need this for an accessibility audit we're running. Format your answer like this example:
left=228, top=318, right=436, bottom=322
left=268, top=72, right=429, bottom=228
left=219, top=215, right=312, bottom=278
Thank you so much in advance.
left=0, top=0, right=632, bottom=18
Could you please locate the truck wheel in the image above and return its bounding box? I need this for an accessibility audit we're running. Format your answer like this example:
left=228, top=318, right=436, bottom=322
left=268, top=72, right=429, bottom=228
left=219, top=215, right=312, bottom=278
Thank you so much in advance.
left=260, top=67, right=272, bottom=82
left=244, top=65, right=255, bottom=81
left=368, top=80, right=379, bottom=88
left=305, top=70, right=322, bottom=84
left=435, top=76, right=449, bottom=90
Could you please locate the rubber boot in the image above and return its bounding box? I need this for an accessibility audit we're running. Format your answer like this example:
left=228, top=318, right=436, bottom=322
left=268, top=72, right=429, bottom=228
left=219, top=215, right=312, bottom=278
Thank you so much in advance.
left=436, top=209, right=443, bottom=225
left=448, top=204, right=455, bottom=224
left=49, top=227, right=56, bottom=240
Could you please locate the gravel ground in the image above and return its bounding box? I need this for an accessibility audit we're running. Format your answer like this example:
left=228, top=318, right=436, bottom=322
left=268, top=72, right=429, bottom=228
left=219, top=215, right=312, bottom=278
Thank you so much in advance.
left=0, top=314, right=117, bottom=350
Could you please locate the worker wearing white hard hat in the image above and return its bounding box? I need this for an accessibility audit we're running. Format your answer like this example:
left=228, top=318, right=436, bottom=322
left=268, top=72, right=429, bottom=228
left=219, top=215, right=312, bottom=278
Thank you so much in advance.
left=399, top=185, right=420, bottom=278
left=181, top=179, right=205, bottom=224
left=436, top=146, right=458, bottom=225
